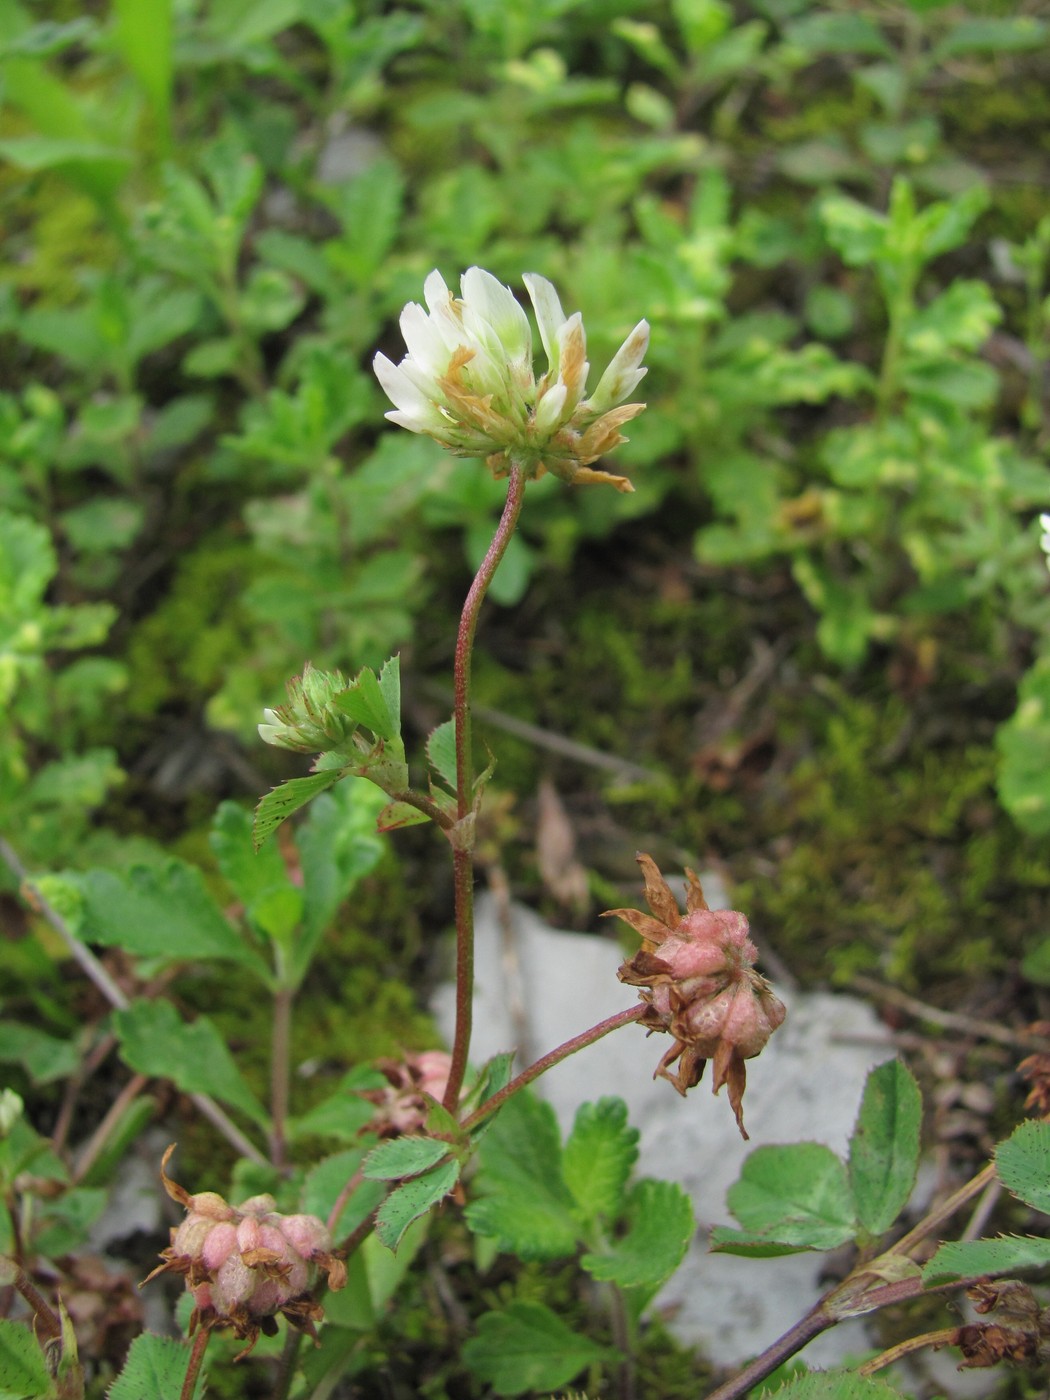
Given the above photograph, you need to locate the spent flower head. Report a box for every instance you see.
[373,267,649,492]
[360,1051,454,1137]
[144,1147,346,1358]
[604,854,785,1139]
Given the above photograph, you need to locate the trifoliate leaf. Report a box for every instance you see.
[562,1097,638,1224]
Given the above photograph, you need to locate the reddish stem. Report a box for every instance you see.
[180,1326,211,1400]
[462,1005,647,1133]
[444,465,528,1112]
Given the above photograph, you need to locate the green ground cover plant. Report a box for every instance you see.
[4,1,1050,1396]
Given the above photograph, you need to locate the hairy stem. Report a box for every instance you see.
[461,1005,646,1134]
[180,1327,211,1400]
[444,464,528,1112]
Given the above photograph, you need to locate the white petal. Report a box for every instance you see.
[533,381,568,437]
[373,352,443,425]
[555,313,589,409]
[399,302,451,373]
[587,320,650,415]
[461,267,532,365]
[523,272,567,372]
[422,269,454,317]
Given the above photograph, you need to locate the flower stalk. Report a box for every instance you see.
[445,462,527,1112]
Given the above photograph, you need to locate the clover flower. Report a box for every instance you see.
[373,267,649,491]
[144,1147,347,1358]
[604,855,785,1139]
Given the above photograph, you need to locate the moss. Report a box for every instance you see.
[738,686,1050,990]
[122,539,263,721]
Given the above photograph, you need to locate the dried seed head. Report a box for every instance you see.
[604,855,786,1139]
[144,1146,345,1358]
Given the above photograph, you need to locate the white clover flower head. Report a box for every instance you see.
[373,267,649,492]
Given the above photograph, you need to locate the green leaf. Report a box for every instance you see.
[374,1158,461,1252]
[848,1060,922,1236]
[333,667,395,740]
[708,1228,808,1257]
[0,136,131,171]
[426,719,458,791]
[0,1318,51,1396]
[377,654,402,729]
[784,13,891,57]
[995,1119,1050,1212]
[997,656,1050,836]
[462,1301,612,1396]
[470,1052,516,1108]
[113,999,269,1129]
[933,17,1048,58]
[302,1146,384,1236]
[210,799,298,931]
[0,1023,80,1085]
[376,799,431,830]
[253,770,342,847]
[923,1234,1050,1286]
[464,1092,580,1261]
[112,0,173,145]
[61,861,263,970]
[562,1098,638,1224]
[582,1177,693,1292]
[106,1332,206,1400]
[726,1143,857,1250]
[292,779,387,984]
[287,1068,384,1144]
[363,1136,452,1181]
[767,1372,905,1400]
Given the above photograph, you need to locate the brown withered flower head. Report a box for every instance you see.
[143,1146,347,1359]
[1017,1022,1050,1117]
[604,854,786,1139]
[360,1050,453,1138]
